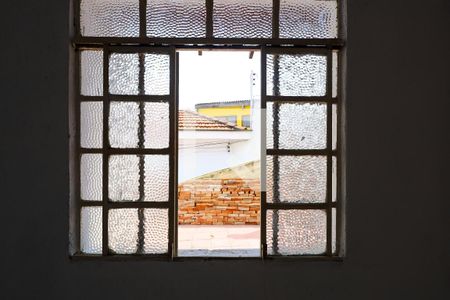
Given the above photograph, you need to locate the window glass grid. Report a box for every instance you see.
[261,48,340,257]
[77,46,175,257]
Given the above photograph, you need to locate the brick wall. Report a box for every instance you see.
[178,179,260,225]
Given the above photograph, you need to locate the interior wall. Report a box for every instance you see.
[1,0,449,299]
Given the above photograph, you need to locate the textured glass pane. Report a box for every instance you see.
[108,208,139,254]
[109,102,139,148]
[267,54,327,97]
[267,102,327,149]
[144,155,169,202]
[109,155,140,201]
[80,154,102,201]
[109,53,139,95]
[332,50,338,98]
[332,104,337,150]
[144,54,170,95]
[213,0,272,38]
[147,0,206,38]
[332,156,337,202]
[80,0,139,37]
[80,207,102,254]
[267,209,326,255]
[80,50,103,96]
[332,208,336,254]
[144,102,169,149]
[267,156,327,203]
[280,0,338,39]
[143,209,169,253]
[80,102,103,148]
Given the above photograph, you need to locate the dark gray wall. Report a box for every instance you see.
[1,1,449,299]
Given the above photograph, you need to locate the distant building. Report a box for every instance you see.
[178,109,260,183]
[195,100,252,128]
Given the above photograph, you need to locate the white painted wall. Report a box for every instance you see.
[178,103,261,183]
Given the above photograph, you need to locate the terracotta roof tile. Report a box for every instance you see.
[179,110,245,131]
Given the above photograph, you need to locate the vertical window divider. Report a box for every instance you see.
[271,53,280,256]
[74,48,81,254]
[272,0,280,39]
[102,46,110,256]
[326,48,333,256]
[137,52,146,254]
[206,0,213,39]
[140,0,147,39]
[260,47,268,259]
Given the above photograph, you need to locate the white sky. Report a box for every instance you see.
[178,50,261,110]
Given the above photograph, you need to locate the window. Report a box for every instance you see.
[242,115,251,128]
[70,0,345,259]
[216,115,238,125]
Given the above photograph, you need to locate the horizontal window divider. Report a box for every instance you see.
[267,203,329,210]
[264,255,342,261]
[265,96,329,103]
[79,96,103,102]
[108,45,174,53]
[73,37,345,48]
[80,148,103,154]
[267,149,336,156]
[80,201,103,206]
[264,47,330,55]
[105,148,171,155]
[106,202,169,209]
[71,253,170,261]
[109,95,171,102]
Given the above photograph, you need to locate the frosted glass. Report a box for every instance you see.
[80,50,103,96]
[80,0,139,37]
[143,209,169,253]
[144,54,170,95]
[144,102,170,149]
[80,102,103,148]
[213,0,272,38]
[109,102,139,148]
[267,156,327,203]
[108,208,139,254]
[109,155,140,201]
[267,102,327,149]
[267,54,327,97]
[80,154,102,201]
[147,0,206,38]
[332,208,336,254]
[332,156,337,202]
[280,0,338,39]
[144,155,169,202]
[267,209,327,255]
[332,50,338,98]
[109,53,139,95]
[80,207,102,254]
[332,104,337,150]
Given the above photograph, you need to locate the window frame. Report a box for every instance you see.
[69,0,346,261]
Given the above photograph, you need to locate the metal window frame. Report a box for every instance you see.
[70,0,346,261]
